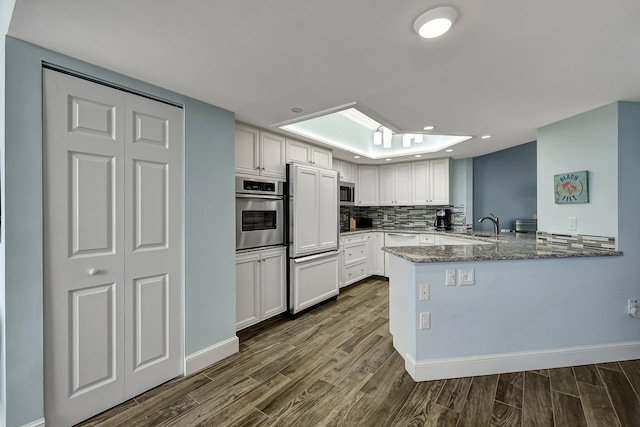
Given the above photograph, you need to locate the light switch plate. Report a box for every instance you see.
[460,269,475,285]
[568,217,577,231]
[446,269,457,286]
[419,284,430,301]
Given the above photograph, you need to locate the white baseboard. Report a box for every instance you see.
[22,418,44,427]
[405,340,640,382]
[185,336,239,376]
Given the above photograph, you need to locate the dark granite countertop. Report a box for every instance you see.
[381,232,623,263]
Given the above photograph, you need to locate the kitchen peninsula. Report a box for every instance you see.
[383,234,628,382]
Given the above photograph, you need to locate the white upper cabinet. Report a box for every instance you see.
[311,145,332,168]
[379,163,412,205]
[235,124,286,179]
[259,131,286,178]
[395,163,413,204]
[334,159,356,183]
[412,158,450,205]
[285,137,332,168]
[235,124,260,176]
[379,165,394,205]
[356,165,379,206]
[429,158,450,205]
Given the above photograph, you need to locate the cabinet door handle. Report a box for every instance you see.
[88,268,100,276]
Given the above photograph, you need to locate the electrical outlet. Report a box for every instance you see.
[419,284,430,301]
[568,217,577,231]
[446,269,456,286]
[460,269,475,285]
[420,312,431,329]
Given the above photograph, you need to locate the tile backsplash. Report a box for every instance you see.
[340,205,467,232]
[536,231,617,251]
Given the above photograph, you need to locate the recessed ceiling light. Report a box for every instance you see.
[291,107,303,113]
[353,155,361,159]
[445,149,453,152]
[481,135,491,139]
[413,6,458,39]
[415,155,422,158]
[423,125,435,131]
[385,158,392,161]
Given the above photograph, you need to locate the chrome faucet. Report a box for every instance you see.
[479,213,500,235]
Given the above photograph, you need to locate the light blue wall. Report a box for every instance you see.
[473,141,537,232]
[537,104,618,237]
[414,255,635,360]
[411,101,640,362]
[3,37,235,427]
[617,102,640,263]
[0,3,18,425]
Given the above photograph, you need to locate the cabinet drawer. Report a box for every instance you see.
[419,234,435,245]
[343,242,368,265]
[342,234,369,246]
[344,261,368,286]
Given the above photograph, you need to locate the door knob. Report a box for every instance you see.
[88,268,100,276]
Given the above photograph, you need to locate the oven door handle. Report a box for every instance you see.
[235,194,284,200]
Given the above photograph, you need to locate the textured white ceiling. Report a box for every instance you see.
[9,0,640,163]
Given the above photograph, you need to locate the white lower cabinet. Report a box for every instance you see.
[344,261,368,286]
[436,235,492,245]
[419,234,435,245]
[383,233,420,277]
[340,232,388,287]
[341,233,371,287]
[371,232,385,275]
[290,251,340,314]
[236,247,286,331]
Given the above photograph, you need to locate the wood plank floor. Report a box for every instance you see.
[78,277,640,427]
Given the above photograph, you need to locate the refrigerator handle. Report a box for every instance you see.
[291,250,340,263]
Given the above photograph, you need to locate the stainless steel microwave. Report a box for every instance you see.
[339,182,355,206]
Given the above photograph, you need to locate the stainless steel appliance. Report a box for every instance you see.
[434,208,452,230]
[514,219,537,234]
[288,163,340,315]
[339,181,355,206]
[235,177,285,251]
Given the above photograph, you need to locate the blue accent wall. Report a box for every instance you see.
[3,37,236,426]
[473,141,537,232]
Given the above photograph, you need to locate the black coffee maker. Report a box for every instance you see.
[434,208,451,230]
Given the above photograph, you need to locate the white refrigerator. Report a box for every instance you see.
[287,163,340,315]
